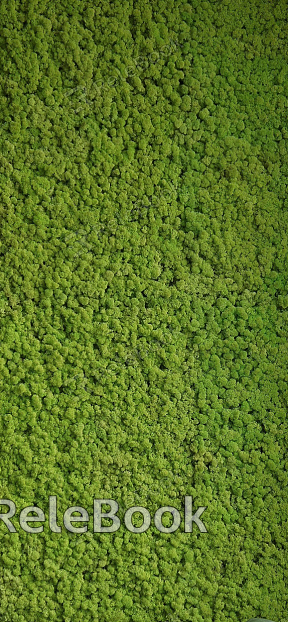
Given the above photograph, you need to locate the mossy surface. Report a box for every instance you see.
[0,1,287,621]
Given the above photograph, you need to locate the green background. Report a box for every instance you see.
[0,0,287,621]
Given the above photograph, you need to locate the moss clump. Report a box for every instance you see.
[0,0,287,621]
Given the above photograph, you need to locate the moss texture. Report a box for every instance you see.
[0,0,287,621]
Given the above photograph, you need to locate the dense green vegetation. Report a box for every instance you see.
[0,0,287,621]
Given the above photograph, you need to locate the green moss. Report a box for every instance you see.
[0,0,287,621]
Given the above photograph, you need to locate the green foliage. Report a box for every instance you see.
[0,0,287,621]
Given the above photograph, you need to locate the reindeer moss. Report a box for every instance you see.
[0,1,287,621]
